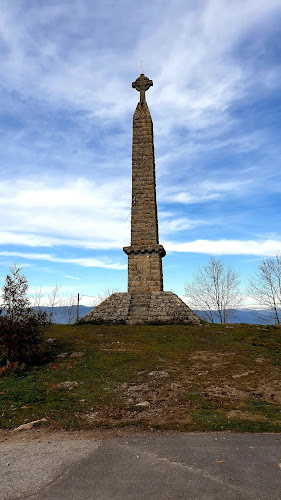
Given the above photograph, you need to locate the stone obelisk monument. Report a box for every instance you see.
[123,74,166,295]
[82,74,199,325]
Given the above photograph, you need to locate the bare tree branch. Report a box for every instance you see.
[247,253,281,325]
[48,283,62,323]
[185,256,243,324]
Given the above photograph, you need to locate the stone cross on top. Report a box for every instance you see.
[132,73,153,103]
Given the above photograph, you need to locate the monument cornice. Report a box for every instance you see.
[123,244,166,258]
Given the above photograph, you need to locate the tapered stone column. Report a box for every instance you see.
[81,73,200,325]
[123,74,165,294]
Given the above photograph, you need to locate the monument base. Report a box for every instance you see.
[81,292,200,325]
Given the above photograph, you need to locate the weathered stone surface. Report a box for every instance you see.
[148,292,200,325]
[81,292,200,325]
[81,74,200,326]
[123,95,165,294]
[82,293,131,324]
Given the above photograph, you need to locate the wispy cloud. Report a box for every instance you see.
[160,216,208,233]
[0,250,126,270]
[165,239,281,256]
[0,178,130,249]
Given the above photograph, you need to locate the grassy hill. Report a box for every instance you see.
[0,323,280,433]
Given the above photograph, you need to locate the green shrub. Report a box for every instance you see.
[0,310,50,365]
[0,264,50,366]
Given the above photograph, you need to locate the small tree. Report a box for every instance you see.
[2,264,30,322]
[48,283,62,322]
[185,256,243,324]
[247,253,281,325]
[63,297,76,324]
[0,265,49,366]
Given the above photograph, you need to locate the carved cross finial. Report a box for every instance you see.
[132,73,153,103]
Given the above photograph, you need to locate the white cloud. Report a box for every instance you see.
[169,192,221,204]
[160,179,252,205]
[160,216,207,233]
[0,250,126,270]
[0,177,212,249]
[1,0,280,133]
[145,0,281,137]
[165,239,281,256]
[65,275,80,280]
[0,178,131,249]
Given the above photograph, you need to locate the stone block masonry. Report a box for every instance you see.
[123,248,165,294]
[82,73,200,325]
[82,292,200,325]
[82,293,131,324]
[123,98,165,294]
[131,102,159,247]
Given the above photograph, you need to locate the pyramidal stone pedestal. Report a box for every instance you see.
[82,74,200,325]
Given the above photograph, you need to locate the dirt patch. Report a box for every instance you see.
[81,378,194,428]
[244,366,281,404]
[0,426,169,445]
[189,351,223,361]
[246,383,281,404]
[81,402,194,429]
[227,410,268,422]
[188,351,237,370]
[189,351,237,360]
[203,384,248,401]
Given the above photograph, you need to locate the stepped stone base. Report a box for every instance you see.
[81,292,200,325]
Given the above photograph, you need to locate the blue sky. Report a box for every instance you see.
[0,0,281,305]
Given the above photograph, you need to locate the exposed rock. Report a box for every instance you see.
[56,353,68,358]
[57,381,79,389]
[70,352,85,358]
[135,401,150,407]
[14,418,47,432]
[148,371,170,378]
[232,371,254,379]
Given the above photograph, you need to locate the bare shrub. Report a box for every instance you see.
[248,253,281,325]
[185,256,243,324]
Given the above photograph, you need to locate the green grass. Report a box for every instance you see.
[0,323,280,432]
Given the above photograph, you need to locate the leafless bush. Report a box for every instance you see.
[185,256,243,324]
[247,253,281,325]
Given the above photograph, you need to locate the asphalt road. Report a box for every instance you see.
[1,432,280,499]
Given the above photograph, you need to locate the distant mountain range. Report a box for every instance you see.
[194,309,275,325]
[31,305,276,325]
